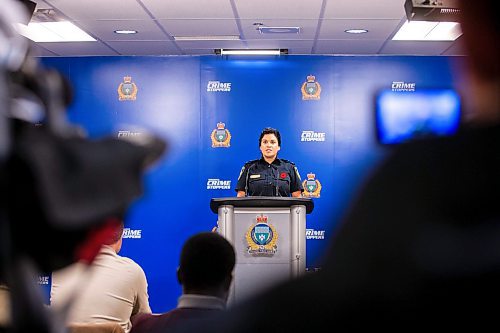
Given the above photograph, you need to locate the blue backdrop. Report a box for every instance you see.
[41,55,460,312]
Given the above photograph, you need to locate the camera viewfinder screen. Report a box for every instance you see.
[375,89,461,145]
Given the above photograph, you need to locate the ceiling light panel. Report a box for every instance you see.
[173,35,240,41]
[16,22,96,42]
[392,20,462,41]
[425,22,462,41]
[216,49,287,55]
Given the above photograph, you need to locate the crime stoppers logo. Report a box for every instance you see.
[118,130,141,138]
[207,179,231,190]
[122,228,142,239]
[301,74,321,100]
[118,76,138,101]
[211,122,231,147]
[246,215,278,255]
[391,81,416,92]
[38,275,49,285]
[306,228,325,240]
[302,173,322,198]
[301,130,326,142]
[207,81,231,92]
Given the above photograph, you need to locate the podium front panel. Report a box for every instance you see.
[217,202,307,305]
[233,263,290,302]
[233,208,291,264]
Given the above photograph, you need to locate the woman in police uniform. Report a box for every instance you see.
[236,127,303,197]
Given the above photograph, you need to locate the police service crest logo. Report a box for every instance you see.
[301,74,321,100]
[118,76,138,101]
[246,215,278,255]
[302,173,322,198]
[211,122,231,147]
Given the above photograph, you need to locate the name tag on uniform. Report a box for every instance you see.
[250,174,261,179]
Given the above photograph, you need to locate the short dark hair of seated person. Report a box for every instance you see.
[130,232,235,333]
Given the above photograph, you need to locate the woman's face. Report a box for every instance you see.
[260,133,280,160]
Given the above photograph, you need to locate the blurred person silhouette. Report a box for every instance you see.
[50,220,151,333]
[170,0,500,331]
[0,1,166,332]
[130,232,235,333]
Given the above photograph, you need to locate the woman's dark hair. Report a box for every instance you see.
[258,127,281,147]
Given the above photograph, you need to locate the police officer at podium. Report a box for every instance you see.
[236,127,303,197]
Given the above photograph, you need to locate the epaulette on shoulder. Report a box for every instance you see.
[244,159,259,166]
[280,158,295,165]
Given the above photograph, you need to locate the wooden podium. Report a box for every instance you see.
[210,197,314,305]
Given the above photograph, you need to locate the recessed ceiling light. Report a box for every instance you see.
[114,30,138,34]
[16,22,96,42]
[392,20,462,41]
[344,29,368,34]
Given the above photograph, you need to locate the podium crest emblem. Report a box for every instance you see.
[246,215,278,255]
[301,74,321,100]
[118,76,138,101]
[211,122,231,147]
[302,173,322,198]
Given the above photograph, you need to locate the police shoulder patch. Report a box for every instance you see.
[294,166,302,181]
[237,166,246,180]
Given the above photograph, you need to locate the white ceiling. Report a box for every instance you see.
[28,0,466,57]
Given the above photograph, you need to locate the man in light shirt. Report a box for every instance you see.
[51,221,151,333]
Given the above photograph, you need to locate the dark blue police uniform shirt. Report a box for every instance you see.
[235,157,303,197]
